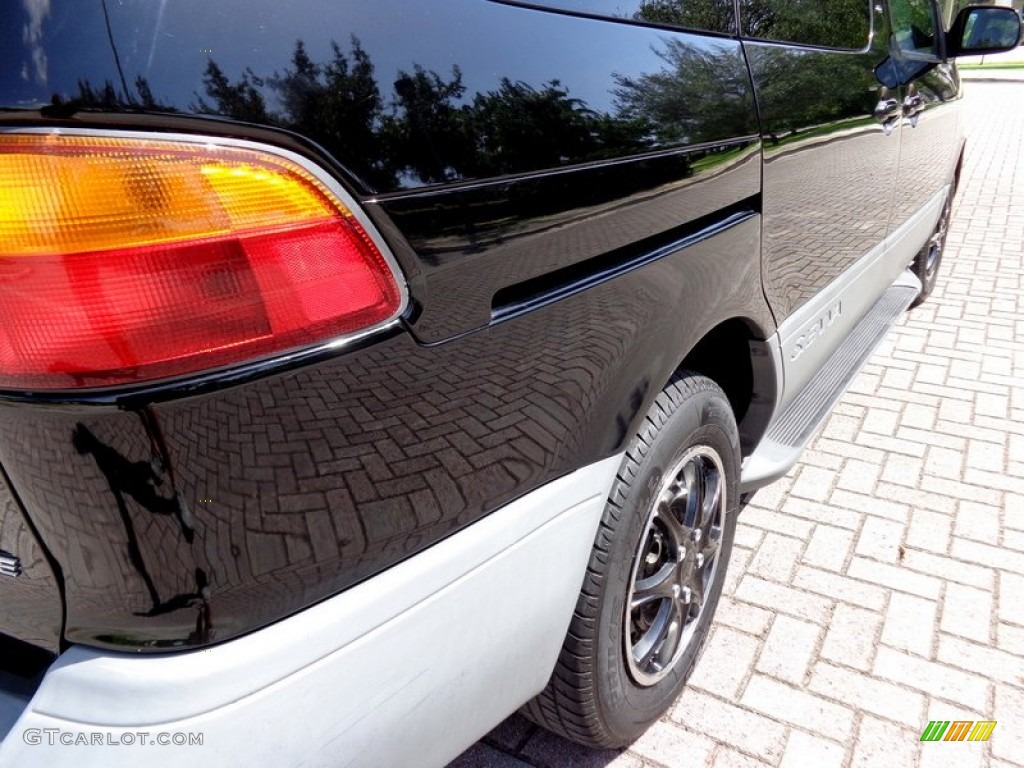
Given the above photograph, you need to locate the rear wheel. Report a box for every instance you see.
[909,177,955,308]
[522,372,739,747]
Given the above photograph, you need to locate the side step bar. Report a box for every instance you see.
[740,272,920,492]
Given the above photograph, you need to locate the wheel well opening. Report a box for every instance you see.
[677,318,774,456]
[679,319,753,422]
[954,148,965,192]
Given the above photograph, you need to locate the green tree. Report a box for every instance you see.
[194,61,269,123]
[270,38,392,188]
[613,40,755,144]
[466,79,602,176]
[739,0,871,49]
[635,0,735,33]
[383,65,470,184]
[748,48,873,137]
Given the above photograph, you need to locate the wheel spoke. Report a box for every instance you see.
[650,600,684,673]
[632,599,673,669]
[685,572,705,613]
[699,464,722,529]
[696,536,720,593]
[681,460,700,528]
[631,561,678,610]
[655,494,687,551]
[700,528,720,575]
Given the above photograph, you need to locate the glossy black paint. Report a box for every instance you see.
[747,3,903,322]
[381,141,761,341]
[886,0,964,233]
[3,0,763,347]
[0,0,974,652]
[3,0,751,193]
[889,59,962,227]
[1,0,773,649]
[746,0,966,324]
[0,216,768,649]
[0,472,62,653]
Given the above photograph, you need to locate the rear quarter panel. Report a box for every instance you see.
[0,0,773,648]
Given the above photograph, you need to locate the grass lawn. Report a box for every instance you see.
[959,61,1024,70]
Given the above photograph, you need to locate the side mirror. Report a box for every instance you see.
[947,5,1023,57]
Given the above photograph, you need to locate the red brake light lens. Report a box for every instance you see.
[0,133,403,390]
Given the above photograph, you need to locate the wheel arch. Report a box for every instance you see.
[670,317,779,458]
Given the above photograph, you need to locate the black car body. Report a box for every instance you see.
[0,1,1019,765]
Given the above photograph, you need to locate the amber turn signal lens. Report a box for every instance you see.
[0,133,403,390]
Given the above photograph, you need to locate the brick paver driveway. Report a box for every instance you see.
[450,80,1024,768]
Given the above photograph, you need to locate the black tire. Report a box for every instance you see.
[522,371,740,748]
[909,177,955,309]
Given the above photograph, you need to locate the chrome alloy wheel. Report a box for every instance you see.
[624,445,725,687]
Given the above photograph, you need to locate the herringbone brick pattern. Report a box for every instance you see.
[453,81,1024,768]
[0,478,62,650]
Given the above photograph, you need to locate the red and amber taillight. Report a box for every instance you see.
[0,132,404,390]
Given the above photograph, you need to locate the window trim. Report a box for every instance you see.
[891,0,944,62]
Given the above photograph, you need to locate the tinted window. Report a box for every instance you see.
[499,1,737,35]
[889,0,939,56]
[738,0,872,49]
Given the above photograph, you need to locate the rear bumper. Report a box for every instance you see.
[0,455,620,767]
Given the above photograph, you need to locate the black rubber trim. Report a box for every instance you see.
[492,199,759,323]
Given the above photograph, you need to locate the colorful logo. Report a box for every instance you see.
[920,721,996,742]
